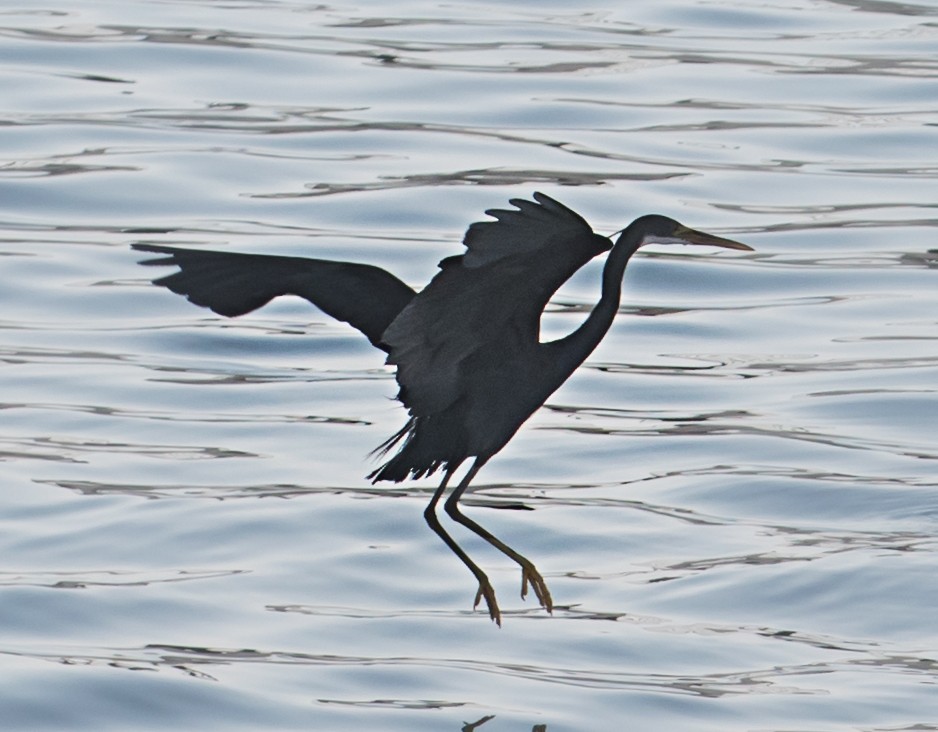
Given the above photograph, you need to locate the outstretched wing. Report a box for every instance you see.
[462,191,601,268]
[381,192,612,415]
[133,244,416,350]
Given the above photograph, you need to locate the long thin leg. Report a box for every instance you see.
[444,458,553,614]
[423,462,502,625]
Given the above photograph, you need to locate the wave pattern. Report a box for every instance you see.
[1,1,937,730]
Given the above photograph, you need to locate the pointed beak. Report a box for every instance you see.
[674,225,753,251]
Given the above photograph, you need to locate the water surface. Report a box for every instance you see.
[2,1,937,730]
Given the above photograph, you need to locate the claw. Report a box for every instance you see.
[473,581,502,626]
[520,565,553,614]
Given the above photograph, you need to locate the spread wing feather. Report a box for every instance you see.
[133,244,415,350]
[462,192,597,267]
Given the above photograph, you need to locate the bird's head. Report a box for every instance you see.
[630,214,753,251]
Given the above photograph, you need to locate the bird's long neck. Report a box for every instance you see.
[541,226,644,381]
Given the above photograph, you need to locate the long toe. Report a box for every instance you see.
[473,582,502,626]
[521,567,553,614]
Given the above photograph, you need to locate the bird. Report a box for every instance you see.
[133,192,752,625]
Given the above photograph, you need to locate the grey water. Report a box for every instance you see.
[2,0,938,730]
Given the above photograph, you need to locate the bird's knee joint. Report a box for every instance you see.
[443,498,462,519]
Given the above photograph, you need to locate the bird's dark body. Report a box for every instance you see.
[134,192,750,623]
[136,193,612,483]
[371,197,612,481]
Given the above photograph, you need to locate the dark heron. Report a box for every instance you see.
[134,192,751,624]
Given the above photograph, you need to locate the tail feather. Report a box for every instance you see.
[367,416,456,483]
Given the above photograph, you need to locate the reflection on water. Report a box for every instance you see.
[548,402,938,460]
[0,568,246,589]
[2,0,938,730]
[8,633,935,704]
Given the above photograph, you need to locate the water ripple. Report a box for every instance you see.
[4,436,251,463]
[6,636,936,706]
[3,1,938,729]
[0,568,245,589]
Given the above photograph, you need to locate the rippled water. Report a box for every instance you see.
[2,0,938,730]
